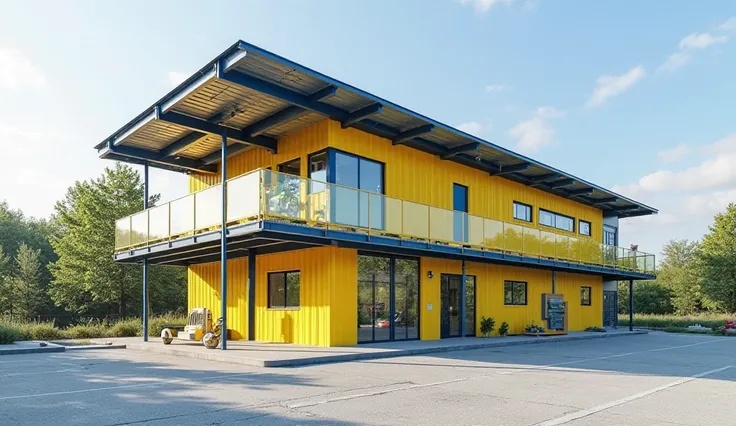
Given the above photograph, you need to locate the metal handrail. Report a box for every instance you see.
[114,169,656,273]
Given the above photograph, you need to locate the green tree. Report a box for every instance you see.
[48,163,186,318]
[12,244,44,319]
[698,203,736,312]
[617,280,673,315]
[0,246,12,315]
[657,239,702,314]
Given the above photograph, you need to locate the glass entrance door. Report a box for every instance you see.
[441,274,476,338]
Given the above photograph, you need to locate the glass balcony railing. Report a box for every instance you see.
[114,169,656,274]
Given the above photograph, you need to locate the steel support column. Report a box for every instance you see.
[220,133,228,350]
[247,250,256,341]
[551,270,556,294]
[628,279,634,331]
[142,163,149,342]
[460,260,467,338]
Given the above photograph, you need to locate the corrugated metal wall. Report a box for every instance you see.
[419,258,603,338]
[188,258,248,339]
[326,120,604,242]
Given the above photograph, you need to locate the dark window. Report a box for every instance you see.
[453,184,468,243]
[581,286,592,306]
[539,209,575,232]
[513,202,532,222]
[278,158,301,176]
[579,220,591,236]
[504,281,527,305]
[268,271,300,308]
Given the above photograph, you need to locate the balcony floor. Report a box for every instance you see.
[114,219,655,280]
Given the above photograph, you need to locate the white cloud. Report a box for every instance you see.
[658,52,691,72]
[456,121,484,137]
[679,32,728,50]
[657,143,690,163]
[719,17,736,31]
[168,71,189,88]
[507,106,565,153]
[457,0,515,13]
[534,106,566,119]
[485,84,511,93]
[586,66,645,107]
[614,134,736,196]
[0,48,46,91]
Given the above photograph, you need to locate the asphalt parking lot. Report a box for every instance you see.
[1,332,734,425]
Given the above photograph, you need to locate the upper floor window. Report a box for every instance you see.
[604,225,617,246]
[278,158,301,176]
[539,209,575,232]
[513,202,532,222]
[579,220,591,237]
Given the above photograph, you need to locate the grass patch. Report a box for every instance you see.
[618,313,733,330]
[109,318,141,337]
[0,323,28,344]
[148,314,188,337]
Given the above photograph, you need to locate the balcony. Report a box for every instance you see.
[114,169,656,275]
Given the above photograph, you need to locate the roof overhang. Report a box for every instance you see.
[95,40,657,218]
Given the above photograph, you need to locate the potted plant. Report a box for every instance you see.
[480,316,496,337]
[499,321,509,337]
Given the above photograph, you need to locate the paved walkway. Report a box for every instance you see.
[97,329,645,367]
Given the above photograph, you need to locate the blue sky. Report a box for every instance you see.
[1,0,735,257]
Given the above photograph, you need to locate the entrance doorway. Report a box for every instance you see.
[603,291,618,327]
[440,274,476,338]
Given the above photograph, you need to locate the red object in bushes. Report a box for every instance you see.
[722,320,736,335]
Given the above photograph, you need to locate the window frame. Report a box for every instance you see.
[539,208,576,233]
[278,157,302,176]
[579,220,591,237]
[513,201,533,223]
[580,286,592,306]
[503,280,528,306]
[267,270,301,309]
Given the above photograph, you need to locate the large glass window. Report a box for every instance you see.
[504,281,527,305]
[453,183,468,243]
[358,254,419,343]
[332,151,384,229]
[268,271,300,308]
[513,202,532,222]
[540,209,575,232]
[309,151,327,193]
[604,225,617,246]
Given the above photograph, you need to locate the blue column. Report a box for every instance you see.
[220,133,228,350]
[460,259,467,338]
[551,270,556,294]
[142,163,149,342]
[247,250,256,341]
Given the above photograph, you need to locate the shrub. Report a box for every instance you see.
[524,321,545,333]
[498,322,510,336]
[65,324,107,339]
[110,319,141,337]
[27,322,66,340]
[148,314,188,337]
[619,313,732,330]
[0,323,27,344]
[479,317,496,337]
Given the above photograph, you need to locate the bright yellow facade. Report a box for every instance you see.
[185,118,610,346]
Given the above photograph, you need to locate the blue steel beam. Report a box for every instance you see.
[490,163,531,176]
[159,131,207,158]
[159,111,278,153]
[546,178,575,188]
[341,103,382,128]
[243,86,337,137]
[566,188,595,196]
[590,197,619,205]
[612,205,640,211]
[441,142,481,160]
[220,132,228,351]
[392,124,435,146]
[105,144,217,173]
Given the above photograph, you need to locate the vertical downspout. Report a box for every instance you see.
[142,163,149,342]
[551,270,556,294]
[460,260,467,338]
[220,132,228,350]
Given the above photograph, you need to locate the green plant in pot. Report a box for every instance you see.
[524,321,545,334]
[499,321,509,337]
[480,316,496,337]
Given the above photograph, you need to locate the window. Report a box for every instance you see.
[539,209,575,232]
[332,150,385,229]
[604,225,617,246]
[504,281,527,305]
[579,220,591,237]
[278,158,301,176]
[268,271,300,308]
[513,202,532,222]
[309,151,327,193]
[581,286,592,306]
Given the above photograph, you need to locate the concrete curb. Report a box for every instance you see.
[0,342,66,356]
[126,330,648,368]
[64,344,127,351]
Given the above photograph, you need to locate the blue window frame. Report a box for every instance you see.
[579,220,591,236]
[313,148,385,230]
[539,209,575,233]
[453,183,468,243]
[513,202,532,222]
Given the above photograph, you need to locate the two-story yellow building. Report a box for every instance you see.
[99,41,656,348]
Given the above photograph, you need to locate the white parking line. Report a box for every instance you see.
[536,365,732,425]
